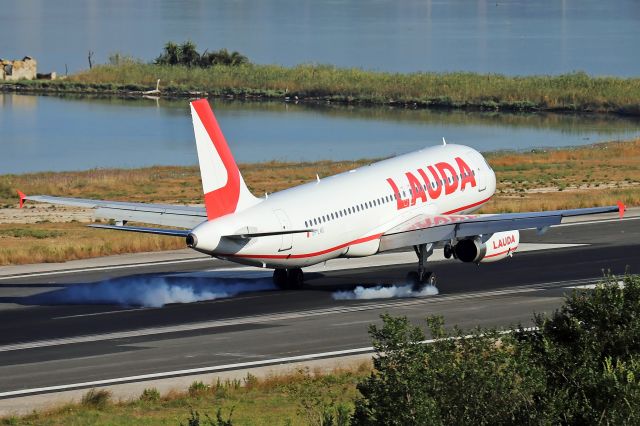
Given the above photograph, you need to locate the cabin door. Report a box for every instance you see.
[273,209,293,251]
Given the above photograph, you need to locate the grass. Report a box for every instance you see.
[0,223,185,266]
[0,139,638,266]
[1,364,370,425]
[3,63,640,115]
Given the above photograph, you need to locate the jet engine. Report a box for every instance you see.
[445,230,519,263]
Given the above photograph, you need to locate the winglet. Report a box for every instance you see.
[17,190,26,208]
[617,201,626,219]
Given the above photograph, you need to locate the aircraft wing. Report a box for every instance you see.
[379,203,626,252]
[18,192,206,229]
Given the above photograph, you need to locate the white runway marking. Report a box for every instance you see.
[565,280,625,290]
[54,307,150,320]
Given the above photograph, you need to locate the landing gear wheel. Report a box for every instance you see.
[409,272,437,292]
[273,269,288,289]
[406,271,420,287]
[287,268,304,289]
[407,243,436,293]
[444,243,453,259]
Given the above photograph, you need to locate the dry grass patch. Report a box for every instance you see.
[0,222,184,266]
[486,139,640,212]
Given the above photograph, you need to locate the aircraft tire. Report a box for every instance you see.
[273,269,289,289]
[287,268,304,289]
[444,243,453,259]
[408,271,436,292]
[406,271,420,287]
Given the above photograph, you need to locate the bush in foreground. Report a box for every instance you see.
[352,274,640,425]
[80,388,112,410]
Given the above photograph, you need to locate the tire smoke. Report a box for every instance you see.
[332,283,439,300]
[29,275,276,307]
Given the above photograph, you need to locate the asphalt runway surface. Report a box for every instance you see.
[0,215,638,397]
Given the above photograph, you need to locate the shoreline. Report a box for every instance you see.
[3,64,640,116]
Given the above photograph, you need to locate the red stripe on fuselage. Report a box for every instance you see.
[222,197,492,261]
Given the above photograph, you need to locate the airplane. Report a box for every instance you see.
[17,99,626,290]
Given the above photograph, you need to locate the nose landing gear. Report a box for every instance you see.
[406,243,437,292]
[273,268,304,289]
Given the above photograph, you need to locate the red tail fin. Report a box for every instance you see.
[190,99,258,220]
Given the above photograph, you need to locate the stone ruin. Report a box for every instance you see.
[0,56,53,81]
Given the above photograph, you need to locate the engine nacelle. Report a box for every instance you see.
[453,230,519,263]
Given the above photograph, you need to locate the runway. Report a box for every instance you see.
[0,213,638,410]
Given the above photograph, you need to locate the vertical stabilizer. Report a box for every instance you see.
[190,99,259,220]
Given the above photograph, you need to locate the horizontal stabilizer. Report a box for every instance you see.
[88,224,191,237]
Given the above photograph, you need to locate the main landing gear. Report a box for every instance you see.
[273,268,304,290]
[406,243,436,292]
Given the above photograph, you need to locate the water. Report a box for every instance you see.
[1,1,639,76]
[2,94,639,174]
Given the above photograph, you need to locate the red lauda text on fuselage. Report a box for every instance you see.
[492,234,517,250]
[386,157,477,210]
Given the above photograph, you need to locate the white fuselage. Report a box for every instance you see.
[190,144,496,268]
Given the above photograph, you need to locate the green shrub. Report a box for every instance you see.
[139,387,161,402]
[181,407,234,426]
[353,274,640,425]
[517,273,640,424]
[188,381,210,397]
[80,388,112,410]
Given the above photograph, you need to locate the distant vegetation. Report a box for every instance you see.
[154,41,249,67]
[2,59,640,115]
[4,274,639,424]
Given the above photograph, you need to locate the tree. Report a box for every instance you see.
[155,41,249,67]
[352,274,640,425]
[517,273,640,424]
[155,41,180,65]
[352,316,543,425]
[178,41,200,67]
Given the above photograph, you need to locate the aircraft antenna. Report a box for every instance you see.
[442,137,447,146]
